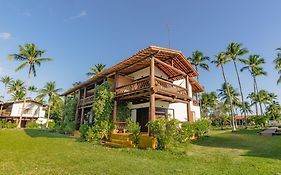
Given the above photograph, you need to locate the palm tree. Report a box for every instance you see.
[72,81,82,87]
[240,55,266,115]
[86,64,106,77]
[9,43,52,128]
[0,76,13,101]
[37,81,62,128]
[226,42,249,125]
[28,85,38,98]
[187,50,210,78]
[212,52,237,131]
[200,91,218,118]
[8,79,25,101]
[274,48,281,84]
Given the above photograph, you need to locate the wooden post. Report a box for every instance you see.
[113,100,117,123]
[185,76,192,122]
[74,90,81,127]
[150,57,156,121]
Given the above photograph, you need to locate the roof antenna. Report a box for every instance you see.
[166,24,171,48]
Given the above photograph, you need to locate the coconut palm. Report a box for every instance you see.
[28,85,38,99]
[226,42,249,124]
[8,79,25,101]
[200,91,218,118]
[187,50,210,78]
[9,43,52,128]
[86,64,106,77]
[274,48,281,84]
[10,90,25,101]
[37,81,62,128]
[240,55,266,115]
[0,76,13,101]
[266,101,281,120]
[212,52,237,131]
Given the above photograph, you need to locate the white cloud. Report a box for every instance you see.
[69,10,87,20]
[0,32,11,40]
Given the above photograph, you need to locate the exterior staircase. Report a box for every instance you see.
[105,133,133,148]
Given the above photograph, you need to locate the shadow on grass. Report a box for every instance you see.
[24,129,73,139]
[193,129,281,160]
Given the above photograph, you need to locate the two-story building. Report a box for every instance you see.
[61,46,204,132]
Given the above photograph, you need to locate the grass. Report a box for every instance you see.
[0,128,281,175]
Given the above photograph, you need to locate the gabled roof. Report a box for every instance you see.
[61,46,202,96]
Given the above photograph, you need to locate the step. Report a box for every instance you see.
[111,139,132,147]
[110,133,130,141]
[104,141,132,148]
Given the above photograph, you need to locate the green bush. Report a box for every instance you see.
[85,127,96,142]
[92,120,113,141]
[0,120,3,128]
[79,124,91,140]
[127,119,141,146]
[26,121,39,129]
[178,122,194,142]
[193,119,211,137]
[63,122,75,134]
[147,118,180,150]
[48,121,56,129]
[6,121,17,129]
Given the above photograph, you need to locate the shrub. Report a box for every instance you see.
[85,127,96,142]
[248,115,269,127]
[178,122,194,142]
[26,121,39,129]
[193,119,211,137]
[127,119,141,146]
[92,120,114,141]
[63,122,75,134]
[79,124,91,140]
[0,120,3,128]
[6,121,17,129]
[147,118,180,150]
[48,120,56,129]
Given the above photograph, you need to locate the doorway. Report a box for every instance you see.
[136,107,149,132]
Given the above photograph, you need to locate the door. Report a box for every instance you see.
[136,107,149,132]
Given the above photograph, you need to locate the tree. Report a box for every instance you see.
[240,55,266,115]
[212,52,237,131]
[8,79,25,100]
[86,64,106,77]
[225,42,249,125]
[72,81,82,87]
[274,47,281,84]
[9,43,52,128]
[28,85,38,99]
[37,81,62,128]
[0,76,13,101]
[200,91,218,118]
[187,50,210,77]
[266,101,281,121]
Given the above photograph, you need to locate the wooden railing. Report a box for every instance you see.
[79,95,95,107]
[116,77,150,96]
[0,111,11,117]
[155,77,188,97]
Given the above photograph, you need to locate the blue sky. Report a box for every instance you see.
[0,0,281,102]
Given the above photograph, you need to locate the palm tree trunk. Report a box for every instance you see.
[253,75,263,115]
[18,73,31,128]
[221,65,237,131]
[46,105,51,128]
[252,75,259,116]
[233,60,247,127]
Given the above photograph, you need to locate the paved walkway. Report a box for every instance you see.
[260,127,278,136]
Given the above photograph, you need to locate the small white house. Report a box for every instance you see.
[0,100,47,127]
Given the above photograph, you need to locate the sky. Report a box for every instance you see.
[0,0,281,102]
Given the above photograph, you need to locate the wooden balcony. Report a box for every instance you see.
[78,95,95,107]
[193,99,200,106]
[115,76,189,101]
[0,111,11,117]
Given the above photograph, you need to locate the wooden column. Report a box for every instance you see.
[113,100,117,123]
[74,90,80,127]
[150,57,156,121]
[80,87,87,125]
[185,76,192,122]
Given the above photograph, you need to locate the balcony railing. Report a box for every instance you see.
[79,95,95,107]
[193,99,200,106]
[116,77,150,96]
[155,77,188,98]
[1,111,11,117]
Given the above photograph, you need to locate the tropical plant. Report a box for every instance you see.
[37,81,62,128]
[240,55,266,115]
[274,47,281,84]
[266,101,281,120]
[8,79,25,101]
[225,42,249,125]
[28,85,38,98]
[86,64,106,77]
[187,50,210,76]
[200,91,218,118]
[9,43,52,128]
[127,119,141,146]
[211,52,236,131]
[0,75,13,100]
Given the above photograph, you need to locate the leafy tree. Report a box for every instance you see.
[266,101,281,120]
[0,76,13,101]
[9,43,52,128]
[37,81,62,128]
[28,85,38,99]
[240,55,266,115]
[212,52,237,131]
[8,79,25,101]
[225,42,249,125]
[274,47,281,84]
[200,91,218,118]
[86,64,106,77]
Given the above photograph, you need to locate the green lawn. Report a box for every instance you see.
[0,129,281,175]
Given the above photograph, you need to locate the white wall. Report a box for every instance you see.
[128,67,168,80]
[11,102,46,118]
